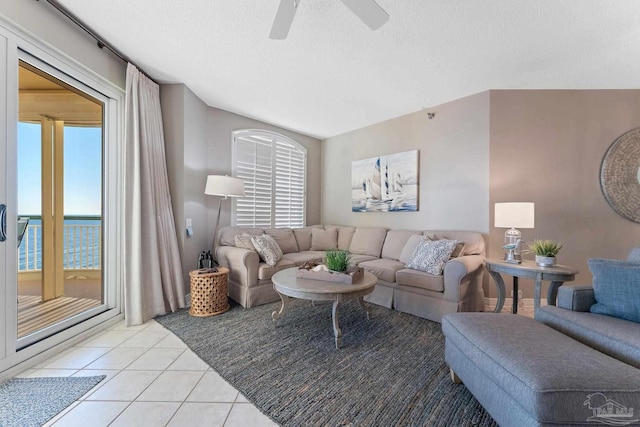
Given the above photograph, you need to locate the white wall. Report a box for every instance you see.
[321,92,490,233]
[0,2,125,89]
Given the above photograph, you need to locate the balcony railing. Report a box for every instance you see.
[18,216,102,272]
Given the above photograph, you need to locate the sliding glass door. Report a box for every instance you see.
[0,17,124,374]
[16,61,105,344]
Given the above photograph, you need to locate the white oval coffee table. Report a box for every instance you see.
[271,267,378,349]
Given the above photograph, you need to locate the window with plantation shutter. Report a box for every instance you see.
[232,130,306,228]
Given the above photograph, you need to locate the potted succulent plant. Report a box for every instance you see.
[527,239,563,267]
[325,250,351,272]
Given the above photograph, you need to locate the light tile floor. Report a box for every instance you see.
[16,319,278,427]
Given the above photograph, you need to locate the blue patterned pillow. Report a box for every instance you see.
[589,258,640,323]
[405,239,457,275]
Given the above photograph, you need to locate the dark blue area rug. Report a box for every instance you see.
[0,375,105,427]
[157,299,496,426]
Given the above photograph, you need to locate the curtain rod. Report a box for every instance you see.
[39,0,157,83]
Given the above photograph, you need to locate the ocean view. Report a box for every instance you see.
[18,218,102,271]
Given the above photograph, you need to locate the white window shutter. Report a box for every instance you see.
[275,140,305,228]
[232,130,306,229]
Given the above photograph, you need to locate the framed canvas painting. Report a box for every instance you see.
[351,150,418,212]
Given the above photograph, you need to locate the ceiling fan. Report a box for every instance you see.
[270,0,389,39]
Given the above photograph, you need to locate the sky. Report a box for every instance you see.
[18,122,102,216]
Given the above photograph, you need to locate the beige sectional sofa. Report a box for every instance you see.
[214,225,486,322]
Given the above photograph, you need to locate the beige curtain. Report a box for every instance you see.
[124,63,185,326]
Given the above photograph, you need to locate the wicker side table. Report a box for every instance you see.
[189,267,230,317]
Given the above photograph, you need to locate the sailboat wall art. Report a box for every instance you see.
[351,150,419,212]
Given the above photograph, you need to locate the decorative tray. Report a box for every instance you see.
[296,263,363,285]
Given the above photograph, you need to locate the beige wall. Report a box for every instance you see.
[489,89,640,298]
[321,92,490,233]
[322,88,640,301]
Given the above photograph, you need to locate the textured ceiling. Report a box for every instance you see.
[56,0,640,139]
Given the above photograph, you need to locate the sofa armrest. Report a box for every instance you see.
[215,246,260,289]
[443,255,484,302]
[557,285,595,312]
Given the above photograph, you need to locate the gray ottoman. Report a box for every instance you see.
[442,313,640,427]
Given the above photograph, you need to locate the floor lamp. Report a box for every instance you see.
[205,175,246,262]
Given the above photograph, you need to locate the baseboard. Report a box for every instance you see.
[484,297,547,311]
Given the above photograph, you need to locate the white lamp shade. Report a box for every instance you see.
[204,175,245,197]
[494,202,535,228]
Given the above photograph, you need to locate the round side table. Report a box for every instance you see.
[189,267,230,317]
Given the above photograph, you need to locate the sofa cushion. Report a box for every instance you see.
[588,258,640,323]
[234,233,257,251]
[381,230,422,261]
[359,259,405,283]
[399,235,426,264]
[265,228,298,254]
[450,242,466,258]
[349,227,388,257]
[257,259,296,280]
[424,230,484,256]
[443,313,640,425]
[396,268,445,292]
[311,227,338,251]
[337,226,356,251]
[350,254,379,265]
[406,239,457,275]
[626,247,640,264]
[293,227,312,251]
[220,227,263,247]
[536,306,640,369]
[251,234,283,267]
[282,251,325,266]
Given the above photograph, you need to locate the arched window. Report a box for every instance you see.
[232,130,306,228]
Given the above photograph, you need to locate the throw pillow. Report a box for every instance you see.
[235,233,257,251]
[311,227,338,251]
[265,228,299,254]
[251,234,283,267]
[406,239,457,275]
[450,242,466,258]
[589,258,640,323]
[399,235,428,265]
[348,227,388,257]
[293,227,313,251]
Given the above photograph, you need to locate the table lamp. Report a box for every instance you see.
[205,175,246,258]
[494,202,535,263]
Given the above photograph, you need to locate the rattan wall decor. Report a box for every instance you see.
[600,127,640,223]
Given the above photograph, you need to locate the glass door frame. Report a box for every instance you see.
[0,16,125,375]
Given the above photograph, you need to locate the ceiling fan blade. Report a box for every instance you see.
[340,0,389,30]
[270,0,300,39]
